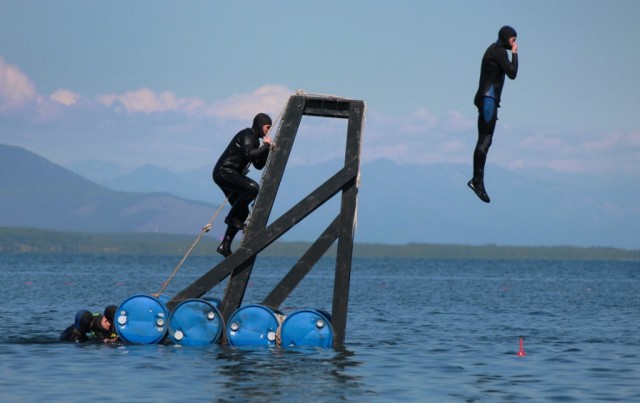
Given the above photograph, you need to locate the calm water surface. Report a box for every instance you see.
[0,254,639,402]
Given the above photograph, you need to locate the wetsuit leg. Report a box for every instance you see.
[468,97,497,203]
[473,97,497,178]
[213,169,260,228]
[217,224,239,257]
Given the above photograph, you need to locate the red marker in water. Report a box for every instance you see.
[517,337,526,357]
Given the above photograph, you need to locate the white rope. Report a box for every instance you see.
[152,198,228,297]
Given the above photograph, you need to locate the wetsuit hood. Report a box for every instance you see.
[251,113,272,137]
[74,310,93,333]
[91,315,108,333]
[104,305,117,324]
[498,25,517,50]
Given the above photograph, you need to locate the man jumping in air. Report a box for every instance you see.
[469,25,518,203]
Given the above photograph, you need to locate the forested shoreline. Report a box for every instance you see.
[1,227,638,261]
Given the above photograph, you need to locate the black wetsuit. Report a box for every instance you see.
[213,115,271,228]
[59,325,89,343]
[472,26,518,181]
[59,310,93,343]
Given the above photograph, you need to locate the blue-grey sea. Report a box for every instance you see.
[1,253,639,402]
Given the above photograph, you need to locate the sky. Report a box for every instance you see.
[1,1,639,177]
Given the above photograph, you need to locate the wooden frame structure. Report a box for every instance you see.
[167,93,365,347]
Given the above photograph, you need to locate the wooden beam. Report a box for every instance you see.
[331,101,364,346]
[167,161,357,311]
[261,216,340,309]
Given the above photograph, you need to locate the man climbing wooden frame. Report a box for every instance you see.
[167,93,366,347]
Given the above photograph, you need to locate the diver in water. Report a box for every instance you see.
[469,25,519,203]
[59,309,93,343]
[213,113,273,257]
[91,304,119,343]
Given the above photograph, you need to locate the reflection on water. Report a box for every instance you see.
[212,346,367,400]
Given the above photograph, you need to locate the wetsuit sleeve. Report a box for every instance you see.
[249,144,270,170]
[60,326,84,342]
[239,134,270,170]
[495,47,518,79]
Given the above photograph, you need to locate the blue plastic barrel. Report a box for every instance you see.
[280,309,334,348]
[226,304,282,347]
[168,299,223,346]
[115,294,169,344]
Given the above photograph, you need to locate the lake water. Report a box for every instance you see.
[1,254,639,402]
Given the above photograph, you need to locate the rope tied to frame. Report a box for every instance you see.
[152,198,228,297]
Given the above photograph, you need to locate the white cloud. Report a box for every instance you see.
[95,93,117,106]
[519,131,569,151]
[581,130,640,152]
[0,56,37,113]
[443,110,474,132]
[50,89,80,106]
[104,88,180,114]
[207,85,292,120]
[497,127,640,175]
[96,87,206,114]
[397,107,438,134]
[95,84,291,120]
[363,109,474,165]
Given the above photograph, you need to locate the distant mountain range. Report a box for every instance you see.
[2,144,638,249]
[0,144,225,239]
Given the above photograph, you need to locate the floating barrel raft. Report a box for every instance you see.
[114,295,333,348]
